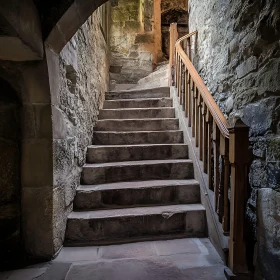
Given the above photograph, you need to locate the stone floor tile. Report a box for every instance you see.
[180,265,227,280]
[65,258,185,280]
[100,242,157,260]
[166,253,212,270]
[54,247,99,263]
[40,263,72,280]
[153,238,201,256]
[6,268,47,280]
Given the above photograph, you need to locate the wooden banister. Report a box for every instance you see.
[170,26,250,277]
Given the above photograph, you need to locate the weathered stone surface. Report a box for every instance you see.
[95,118,179,132]
[103,97,173,109]
[188,0,280,276]
[256,189,280,280]
[93,130,184,145]
[74,180,200,210]
[87,144,188,163]
[109,0,157,83]
[81,159,194,185]
[99,107,175,119]
[51,6,110,256]
[65,204,206,245]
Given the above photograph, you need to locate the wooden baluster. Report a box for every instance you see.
[180,61,184,105]
[217,135,229,228]
[217,136,225,222]
[228,119,249,275]
[198,95,203,161]
[185,72,189,117]
[183,66,188,110]
[188,76,192,127]
[207,113,213,190]
[178,58,182,102]
[194,88,199,147]
[213,122,220,211]
[191,83,196,137]
[222,137,230,234]
[203,104,208,173]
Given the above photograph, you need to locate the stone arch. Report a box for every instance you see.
[0,0,111,264]
[44,0,109,54]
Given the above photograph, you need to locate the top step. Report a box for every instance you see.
[106,87,170,100]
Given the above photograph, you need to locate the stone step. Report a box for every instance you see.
[93,130,183,145]
[81,159,194,185]
[106,87,170,100]
[99,107,175,119]
[74,180,201,210]
[103,98,173,109]
[87,144,188,163]
[65,204,206,245]
[95,118,179,132]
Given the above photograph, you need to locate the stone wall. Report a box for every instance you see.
[51,5,110,253]
[0,78,21,268]
[188,0,280,278]
[109,0,156,84]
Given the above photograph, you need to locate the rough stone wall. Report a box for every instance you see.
[188,0,280,278]
[109,0,155,84]
[52,6,110,252]
[0,78,21,268]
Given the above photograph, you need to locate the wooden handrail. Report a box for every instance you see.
[170,25,250,277]
[175,31,229,139]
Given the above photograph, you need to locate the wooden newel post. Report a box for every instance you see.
[169,23,178,86]
[228,118,249,275]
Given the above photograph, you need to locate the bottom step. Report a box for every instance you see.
[65,204,206,246]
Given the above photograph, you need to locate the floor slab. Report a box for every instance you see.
[0,238,226,280]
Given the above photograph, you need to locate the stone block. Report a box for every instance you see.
[249,160,267,188]
[22,139,53,187]
[46,47,60,106]
[0,141,20,204]
[236,56,258,79]
[22,60,51,104]
[33,104,52,139]
[267,162,280,190]
[257,188,280,280]
[22,187,54,258]
[267,137,280,162]
[243,97,279,137]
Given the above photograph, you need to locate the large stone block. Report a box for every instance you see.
[256,188,280,280]
[22,139,53,188]
[22,187,54,258]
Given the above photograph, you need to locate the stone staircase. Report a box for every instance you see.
[65,86,206,246]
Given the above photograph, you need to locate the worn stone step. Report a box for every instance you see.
[106,87,170,100]
[93,130,183,145]
[81,159,194,185]
[103,98,173,109]
[99,107,175,119]
[95,118,179,132]
[87,144,188,163]
[65,204,206,245]
[74,180,201,210]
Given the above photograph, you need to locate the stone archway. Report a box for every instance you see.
[0,0,111,263]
